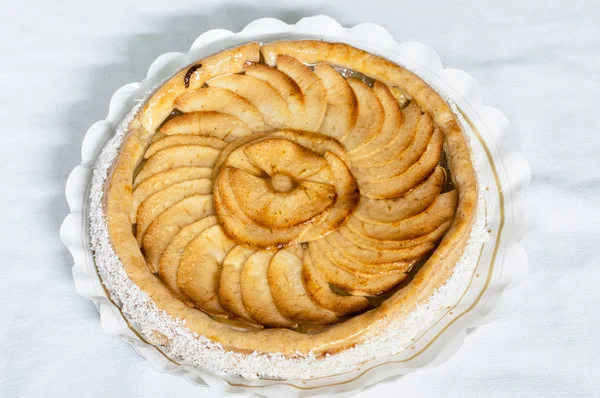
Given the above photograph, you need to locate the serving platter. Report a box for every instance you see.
[60,15,533,397]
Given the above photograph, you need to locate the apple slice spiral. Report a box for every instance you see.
[129,53,457,329]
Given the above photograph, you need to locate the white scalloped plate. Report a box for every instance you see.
[60,15,534,397]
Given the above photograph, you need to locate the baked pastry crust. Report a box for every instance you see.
[103,41,477,357]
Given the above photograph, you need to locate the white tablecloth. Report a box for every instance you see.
[1,0,598,396]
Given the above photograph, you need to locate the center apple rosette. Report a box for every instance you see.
[129,52,456,330]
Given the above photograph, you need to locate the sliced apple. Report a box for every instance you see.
[340,218,453,251]
[353,112,434,181]
[304,165,335,185]
[302,252,369,316]
[212,133,272,179]
[325,231,434,266]
[341,78,384,153]
[142,194,214,273]
[351,103,421,168]
[358,128,444,199]
[177,225,236,317]
[353,167,445,223]
[285,243,304,258]
[144,135,227,159]
[214,168,307,248]
[136,178,212,244]
[160,111,252,142]
[139,43,259,133]
[244,62,305,130]
[313,63,358,140]
[219,245,258,323]
[230,168,335,228]
[268,248,338,324]
[270,130,349,165]
[208,73,292,129]
[314,238,412,276]
[298,152,359,242]
[346,190,457,241]
[134,145,221,186]
[308,243,406,296]
[219,145,264,178]
[244,138,329,179]
[350,82,404,160]
[174,87,265,132]
[157,216,218,302]
[219,136,338,183]
[131,167,212,222]
[240,250,297,328]
[275,55,327,132]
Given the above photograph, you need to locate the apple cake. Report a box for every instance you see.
[90,40,484,379]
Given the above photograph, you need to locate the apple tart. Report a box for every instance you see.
[96,40,480,378]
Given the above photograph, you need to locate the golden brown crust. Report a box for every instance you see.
[104,41,477,356]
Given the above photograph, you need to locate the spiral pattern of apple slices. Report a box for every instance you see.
[131,55,457,329]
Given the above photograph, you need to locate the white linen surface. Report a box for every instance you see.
[0,0,598,396]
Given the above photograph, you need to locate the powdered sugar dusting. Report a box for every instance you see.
[88,83,487,381]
